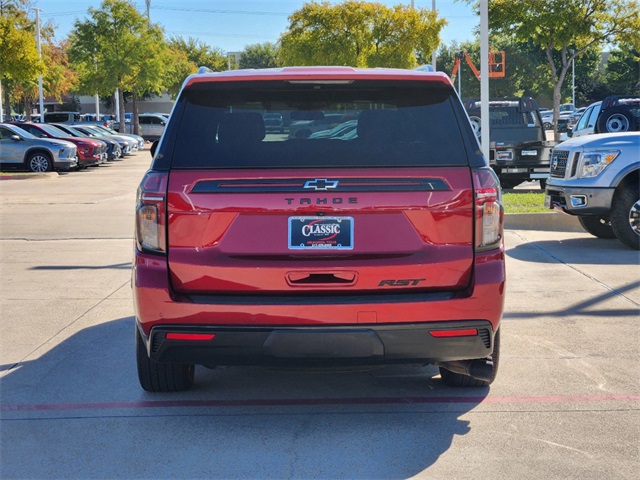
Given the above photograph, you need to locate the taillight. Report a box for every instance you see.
[472,167,503,251]
[136,171,168,254]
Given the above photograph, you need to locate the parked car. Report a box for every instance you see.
[557,110,573,133]
[52,123,122,161]
[114,113,167,141]
[92,124,144,150]
[134,66,505,392]
[540,109,554,130]
[566,107,587,131]
[462,97,555,189]
[560,103,575,113]
[11,122,107,168]
[570,96,640,138]
[43,111,82,124]
[71,124,136,156]
[263,113,284,133]
[0,123,78,172]
[545,132,639,249]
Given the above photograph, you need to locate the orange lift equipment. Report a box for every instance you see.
[451,50,505,96]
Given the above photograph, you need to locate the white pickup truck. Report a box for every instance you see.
[545,132,640,250]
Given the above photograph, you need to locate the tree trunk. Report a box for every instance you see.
[118,89,126,133]
[552,82,562,142]
[132,90,140,136]
[3,82,11,121]
[24,96,33,121]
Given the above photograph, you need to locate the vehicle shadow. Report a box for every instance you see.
[0,317,487,479]
[507,237,638,265]
[503,279,640,320]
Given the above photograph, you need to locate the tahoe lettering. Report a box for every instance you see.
[285,197,358,205]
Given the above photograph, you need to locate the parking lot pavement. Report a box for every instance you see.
[1,154,639,479]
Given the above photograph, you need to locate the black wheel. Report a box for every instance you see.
[596,107,637,134]
[440,328,500,387]
[578,216,616,239]
[543,121,553,130]
[539,179,547,190]
[500,178,522,190]
[26,151,53,173]
[610,183,640,250]
[136,325,195,392]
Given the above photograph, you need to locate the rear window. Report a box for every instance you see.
[169,80,469,169]
[489,107,537,127]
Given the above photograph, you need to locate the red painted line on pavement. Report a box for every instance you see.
[2,394,639,413]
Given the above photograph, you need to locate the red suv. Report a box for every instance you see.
[133,67,505,392]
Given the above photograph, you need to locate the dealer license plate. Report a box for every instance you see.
[288,216,353,250]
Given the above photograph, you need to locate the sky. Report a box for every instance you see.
[38,0,479,54]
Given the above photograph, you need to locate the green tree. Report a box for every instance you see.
[126,23,169,135]
[164,36,227,97]
[478,0,640,140]
[168,36,227,71]
[163,47,195,99]
[239,42,280,69]
[69,0,164,132]
[604,44,640,94]
[0,0,45,119]
[279,0,446,68]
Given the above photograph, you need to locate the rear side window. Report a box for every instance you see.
[44,113,80,123]
[169,80,469,169]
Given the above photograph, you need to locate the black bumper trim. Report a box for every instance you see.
[185,290,459,306]
[142,321,495,367]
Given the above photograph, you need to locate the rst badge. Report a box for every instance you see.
[288,216,353,250]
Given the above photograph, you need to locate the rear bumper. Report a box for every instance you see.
[132,247,505,365]
[138,321,495,366]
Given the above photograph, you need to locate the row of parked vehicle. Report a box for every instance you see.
[539,95,640,136]
[0,121,145,172]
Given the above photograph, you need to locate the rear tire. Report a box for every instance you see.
[136,325,195,392]
[578,216,616,239]
[610,183,640,250]
[440,328,500,387]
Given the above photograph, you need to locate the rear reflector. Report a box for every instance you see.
[165,333,216,341]
[430,329,478,338]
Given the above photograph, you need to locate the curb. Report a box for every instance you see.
[0,172,59,181]
[505,212,583,232]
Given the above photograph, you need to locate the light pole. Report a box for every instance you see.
[431,0,437,70]
[33,8,45,122]
[571,50,576,106]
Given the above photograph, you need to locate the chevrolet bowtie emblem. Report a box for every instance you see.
[303,179,339,191]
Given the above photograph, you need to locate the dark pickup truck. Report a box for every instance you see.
[463,98,556,189]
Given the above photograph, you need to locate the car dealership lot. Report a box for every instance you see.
[1,152,639,479]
